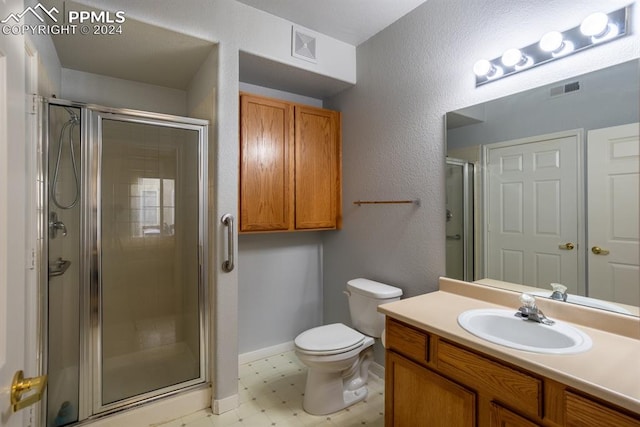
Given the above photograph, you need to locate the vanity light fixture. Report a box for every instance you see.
[474,6,628,86]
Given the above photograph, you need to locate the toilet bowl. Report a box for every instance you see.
[294,278,402,415]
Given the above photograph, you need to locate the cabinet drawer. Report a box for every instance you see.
[386,319,429,365]
[565,391,640,427]
[436,339,541,418]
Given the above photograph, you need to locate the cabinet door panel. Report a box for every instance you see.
[387,352,475,427]
[437,339,542,418]
[240,95,294,231]
[295,106,340,229]
[490,402,540,427]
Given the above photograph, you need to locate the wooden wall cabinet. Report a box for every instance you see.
[385,318,640,427]
[239,93,342,233]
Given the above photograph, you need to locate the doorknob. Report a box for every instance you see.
[591,246,610,255]
[558,242,575,250]
[11,370,47,412]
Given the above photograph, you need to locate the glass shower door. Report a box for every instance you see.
[95,115,206,410]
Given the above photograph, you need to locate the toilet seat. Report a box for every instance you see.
[295,323,365,355]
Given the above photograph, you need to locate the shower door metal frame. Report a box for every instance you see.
[41,98,89,426]
[42,99,210,423]
[89,108,209,416]
[446,157,475,281]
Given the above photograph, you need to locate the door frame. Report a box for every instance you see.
[481,129,585,293]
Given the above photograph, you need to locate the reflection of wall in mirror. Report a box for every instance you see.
[445,60,640,307]
[447,60,639,151]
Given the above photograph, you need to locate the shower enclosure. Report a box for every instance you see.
[445,158,474,281]
[43,100,208,426]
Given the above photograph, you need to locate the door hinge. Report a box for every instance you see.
[27,94,38,115]
[27,248,35,270]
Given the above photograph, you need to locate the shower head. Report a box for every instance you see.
[64,107,80,124]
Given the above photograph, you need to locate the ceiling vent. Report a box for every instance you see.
[292,26,317,63]
[550,81,581,97]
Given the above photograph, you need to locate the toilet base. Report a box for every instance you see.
[301,347,373,415]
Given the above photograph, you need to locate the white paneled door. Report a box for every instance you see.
[0,0,29,425]
[486,132,580,293]
[587,123,640,306]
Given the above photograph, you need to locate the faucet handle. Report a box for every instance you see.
[550,283,567,293]
[519,293,537,308]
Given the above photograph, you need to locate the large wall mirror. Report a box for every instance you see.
[445,59,639,316]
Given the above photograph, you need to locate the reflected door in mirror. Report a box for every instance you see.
[486,133,580,293]
[587,123,640,306]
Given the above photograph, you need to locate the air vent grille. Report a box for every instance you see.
[550,81,580,97]
[292,27,317,63]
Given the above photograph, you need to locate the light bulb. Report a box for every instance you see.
[580,12,609,36]
[501,48,525,67]
[539,31,564,52]
[473,59,492,76]
[539,31,574,57]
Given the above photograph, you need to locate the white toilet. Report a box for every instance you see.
[294,278,402,415]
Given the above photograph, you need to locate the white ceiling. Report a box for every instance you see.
[235,0,429,46]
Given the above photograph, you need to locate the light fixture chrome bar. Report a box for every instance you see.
[474,6,628,86]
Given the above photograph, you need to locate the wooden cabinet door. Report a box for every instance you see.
[294,105,341,229]
[239,94,294,231]
[386,351,475,427]
[490,402,540,427]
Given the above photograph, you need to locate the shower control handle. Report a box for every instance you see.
[221,214,235,272]
[49,212,67,239]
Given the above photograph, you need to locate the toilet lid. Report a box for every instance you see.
[295,323,365,354]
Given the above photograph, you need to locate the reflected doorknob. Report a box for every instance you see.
[591,246,610,255]
[558,242,575,250]
[11,370,47,412]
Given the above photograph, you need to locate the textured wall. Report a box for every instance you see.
[323,0,639,363]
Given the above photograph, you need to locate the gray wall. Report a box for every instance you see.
[323,0,639,364]
[238,233,323,353]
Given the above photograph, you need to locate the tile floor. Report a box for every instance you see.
[156,350,385,427]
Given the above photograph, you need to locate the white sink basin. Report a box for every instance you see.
[528,291,631,315]
[458,309,592,354]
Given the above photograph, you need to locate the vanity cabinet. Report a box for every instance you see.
[239,93,342,232]
[385,317,640,427]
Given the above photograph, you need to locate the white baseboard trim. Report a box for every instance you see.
[238,341,295,364]
[369,361,385,380]
[212,394,239,415]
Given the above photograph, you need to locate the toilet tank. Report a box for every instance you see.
[346,278,402,337]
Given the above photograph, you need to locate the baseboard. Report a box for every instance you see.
[369,361,384,380]
[212,394,239,415]
[238,341,295,364]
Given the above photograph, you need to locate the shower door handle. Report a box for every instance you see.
[221,214,235,272]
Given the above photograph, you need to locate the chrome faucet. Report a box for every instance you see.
[550,283,568,302]
[515,293,555,325]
